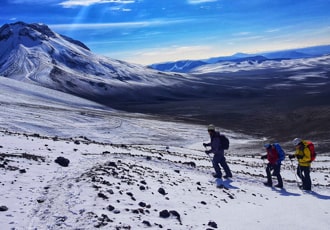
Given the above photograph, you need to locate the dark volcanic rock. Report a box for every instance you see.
[208,220,218,228]
[54,156,70,167]
[159,210,170,218]
[0,205,8,211]
[158,187,167,195]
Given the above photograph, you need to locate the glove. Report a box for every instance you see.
[296,155,303,159]
[288,155,295,159]
[261,155,267,160]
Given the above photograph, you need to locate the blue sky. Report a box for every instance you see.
[1,0,330,65]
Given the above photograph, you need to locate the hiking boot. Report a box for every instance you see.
[212,173,222,179]
[298,185,304,190]
[263,182,272,187]
[300,185,311,191]
[275,184,283,188]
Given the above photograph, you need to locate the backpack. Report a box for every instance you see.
[273,143,285,162]
[219,134,230,150]
[306,141,316,162]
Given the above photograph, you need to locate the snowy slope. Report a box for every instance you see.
[1,69,329,229]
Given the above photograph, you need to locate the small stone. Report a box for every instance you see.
[159,210,170,218]
[158,188,166,195]
[208,221,218,228]
[0,205,8,211]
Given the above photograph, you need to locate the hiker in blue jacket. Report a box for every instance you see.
[203,124,232,179]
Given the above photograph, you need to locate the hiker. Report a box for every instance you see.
[203,124,232,179]
[289,138,313,191]
[261,143,284,188]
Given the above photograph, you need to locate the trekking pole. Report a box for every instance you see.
[290,159,300,186]
[203,145,212,161]
[203,145,214,170]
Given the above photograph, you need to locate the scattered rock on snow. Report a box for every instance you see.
[183,161,196,167]
[36,198,45,203]
[95,213,112,228]
[159,209,170,218]
[169,210,182,224]
[208,220,218,228]
[138,202,146,207]
[158,187,167,195]
[0,205,8,211]
[54,156,70,167]
[107,205,115,211]
[142,220,152,227]
[97,192,108,199]
[106,161,117,167]
[74,140,80,145]
[159,209,182,224]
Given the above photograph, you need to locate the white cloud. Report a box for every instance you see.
[266,28,281,33]
[50,18,193,30]
[233,31,252,36]
[10,0,58,3]
[187,0,217,4]
[59,0,135,8]
[108,6,132,12]
[117,45,222,65]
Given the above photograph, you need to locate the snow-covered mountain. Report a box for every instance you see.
[0,21,193,103]
[191,54,330,74]
[149,45,330,73]
[148,60,208,73]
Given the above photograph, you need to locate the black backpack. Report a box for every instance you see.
[219,134,230,150]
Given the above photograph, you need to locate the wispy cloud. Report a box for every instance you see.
[115,45,220,65]
[59,0,135,8]
[108,6,132,12]
[187,0,218,4]
[230,35,265,42]
[233,31,252,36]
[10,0,58,4]
[50,18,193,30]
[265,28,281,33]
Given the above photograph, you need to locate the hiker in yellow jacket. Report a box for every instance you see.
[289,138,312,190]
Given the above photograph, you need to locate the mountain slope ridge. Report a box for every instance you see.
[0,21,192,102]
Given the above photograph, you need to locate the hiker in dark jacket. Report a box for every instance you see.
[261,143,284,188]
[203,124,232,179]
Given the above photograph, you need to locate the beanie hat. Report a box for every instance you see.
[207,124,215,131]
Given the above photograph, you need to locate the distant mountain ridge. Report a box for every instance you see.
[149,44,330,73]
